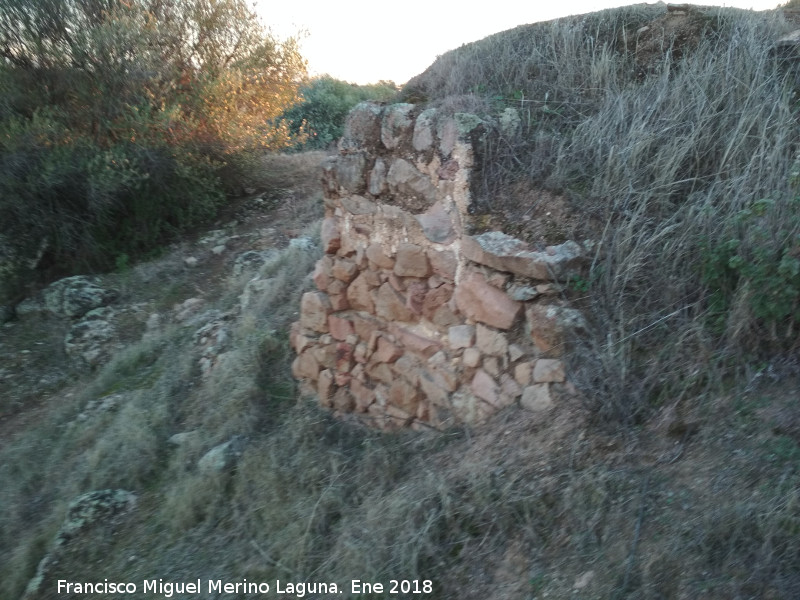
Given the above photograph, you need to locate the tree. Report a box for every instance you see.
[0,0,306,296]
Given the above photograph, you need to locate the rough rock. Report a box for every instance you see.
[427,248,457,280]
[366,243,394,270]
[198,437,245,474]
[475,324,509,358]
[415,201,457,244]
[471,369,503,408]
[521,384,553,411]
[449,324,475,349]
[462,347,482,368]
[368,158,388,196]
[341,194,378,215]
[533,358,566,383]
[17,276,116,319]
[412,108,436,151]
[526,304,587,355]
[64,307,117,367]
[346,273,376,313]
[462,232,584,281]
[339,101,383,153]
[386,158,438,207]
[335,153,367,194]
[300,292,332,333]
[394,243,430,277]
[320,218,341,254]
[454,272,521,330]
[381,103,414,149]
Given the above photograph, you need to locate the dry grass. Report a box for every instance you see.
[405,4,800,424]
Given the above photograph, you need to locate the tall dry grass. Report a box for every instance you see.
[405,5,800,423]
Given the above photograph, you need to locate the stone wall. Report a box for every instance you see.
[291,102,587,430]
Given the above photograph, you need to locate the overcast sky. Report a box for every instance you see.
[256,0,781,85]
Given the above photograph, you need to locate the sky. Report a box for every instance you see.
[256,0,781,85]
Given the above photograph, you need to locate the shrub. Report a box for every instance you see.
[0,0,305,289]
[282,76,397,150]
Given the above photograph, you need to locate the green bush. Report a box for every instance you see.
[282,76,397,149]
[701,196,800,345]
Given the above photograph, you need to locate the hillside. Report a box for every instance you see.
[1,3,800,600]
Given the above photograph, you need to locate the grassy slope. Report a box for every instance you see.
[1,5,800,600]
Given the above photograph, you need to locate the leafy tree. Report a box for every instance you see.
[0,0,306,292]
[282,76,397,149]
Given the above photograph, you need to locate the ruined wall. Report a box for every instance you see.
[291,102,587,430]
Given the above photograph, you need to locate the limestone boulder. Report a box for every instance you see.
[462,232,584,281]
[17,275,116,319]
[64,307,118,368]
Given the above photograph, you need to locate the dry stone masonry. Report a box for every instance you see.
[291,102,587,430]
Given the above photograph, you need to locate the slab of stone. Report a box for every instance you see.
[390,325,442,358]
[462,232,584,281]
[335,153,367,194]
[462,347,482,368]
[448,324,475,349]
[346,273,376,314]
[389,378,421,415]
[339,102,383,153]
[375,282,415,322]
[368,158,388,196]
[533,358,566,383]
[514,361,533,386]
[318,369,335,406]
[419,370,451,406]
[521,384,553,412]
[292,350,320,380]
[299,291,332,333]
[475,324,509,358]
[427,248,457,280]
[341,194,377,215]
[412,108,436,151]
[328,315,354,341]
[454,272,521,330]
[374,337,403,363]
[331,258,358,283]
[394,243,431,277]
[387,158,438,206]
[381,103,414,149]
[366,243,394,270]
[471,369,502,408]
[415,201,456,244]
